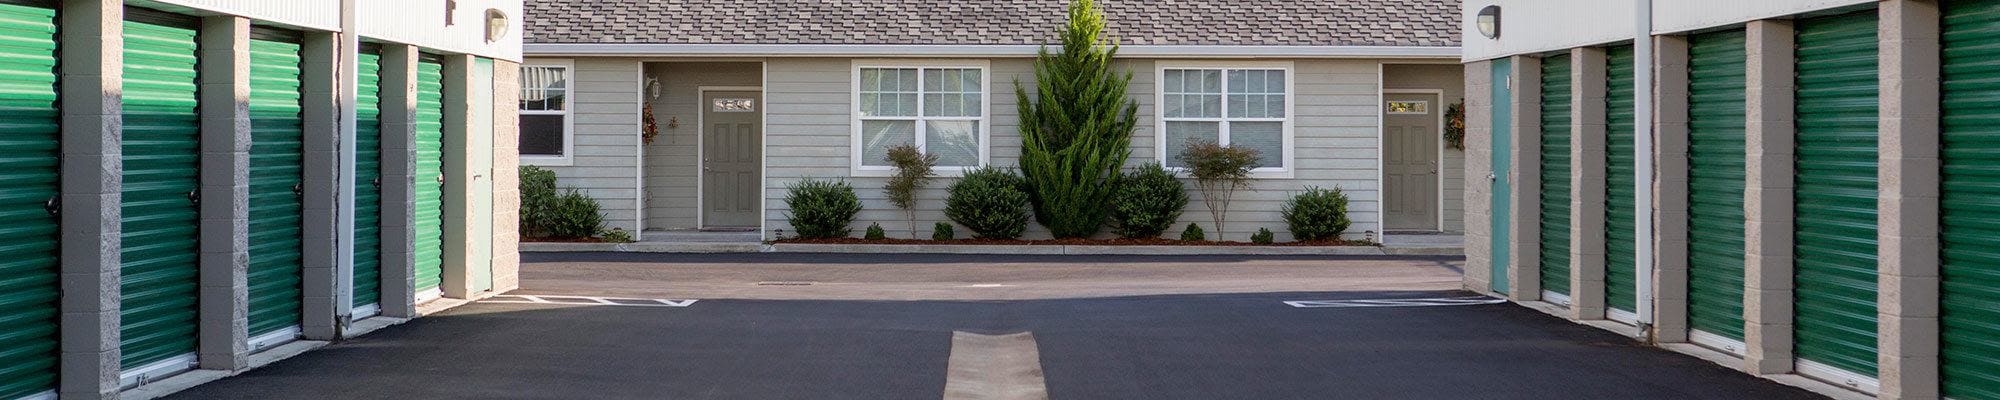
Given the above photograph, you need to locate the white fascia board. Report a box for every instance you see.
[522,44,1462,59]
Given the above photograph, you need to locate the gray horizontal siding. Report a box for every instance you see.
[524,57,642,234]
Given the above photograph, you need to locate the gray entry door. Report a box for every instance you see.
[1383,93,1441,231]
[702,90,762,228]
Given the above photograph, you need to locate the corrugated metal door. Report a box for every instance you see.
[1604,45,1638,315]
[246,34,304,339]
[414,58,446,294]
[1686,29,1749,342]
[1539,54,1573,299]
[1942,1,2000,397]
[1792,11,1879,377]
[0,3,60,398]
[354,50,383,309]
[120,17,202,369]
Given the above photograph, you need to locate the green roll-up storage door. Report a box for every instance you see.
[1942,1,2000,397]
[1685,29,1749,342]
[0,3,60,398]
[120,16,202,369]
[1540,54,1573,298]
[1792,11,1879,377]
[1604,45,1638,314]
[414,58,446,293]
[246,33,304,338]
[354,50,384,309]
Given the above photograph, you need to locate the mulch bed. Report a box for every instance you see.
[773,237,1375,247]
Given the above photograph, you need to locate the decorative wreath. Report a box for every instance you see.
[642,102,660,145]
[1444,100,1466,150]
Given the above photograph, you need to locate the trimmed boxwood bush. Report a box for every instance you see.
[520,166,604,239]
[1284,186,1352,241]
[932,222,956,241]
[945,167,1031,239]
[1180,223,1206,241]
[785,179,862,239]
[1251,227,1275,244]
[865,223,886,240]
[1109,162,1187,238]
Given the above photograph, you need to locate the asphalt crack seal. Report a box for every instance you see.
[942,331,1048,400]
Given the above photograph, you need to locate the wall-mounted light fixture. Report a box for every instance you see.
[486,9,509,43]
[1477,5,1501,39]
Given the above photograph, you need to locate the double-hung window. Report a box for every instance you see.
[519,61,573,165]
[1158,63,1293,176]
[853,61,989,174]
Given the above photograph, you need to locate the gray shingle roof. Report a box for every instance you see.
[524,0,1461,47]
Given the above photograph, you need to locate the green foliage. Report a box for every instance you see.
[784,179,862,239]
[1445,101,1467,150]
[1284,186,1353,241]
[1109,162,1187,238]
[1017,0,1138,238]
[1251,227,1275,244]
[945,167,1032,240]
[1179,141,1261,234]
[600,228,634,243]
[883,144,939,238]
[865,223,886,240]
[1180,223,1206,241]
[519,166,605,239]
[932,222,956,241]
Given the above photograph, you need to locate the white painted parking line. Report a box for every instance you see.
[1283,296,1506,308]
[482,295,699,307]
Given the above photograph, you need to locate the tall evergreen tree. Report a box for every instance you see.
[1016,0,1138,238]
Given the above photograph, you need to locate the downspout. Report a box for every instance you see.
[335,0,360,327]
[1634,0,1657,333]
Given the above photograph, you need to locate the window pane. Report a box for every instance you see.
[1163,94,1183,118]
[520,114,565,156]
[1201,70,1222,93]
[961,69,982,92]
[1199,94,1221,118]
[520,66,568,111]
[1266,95,1286,117]
[1228,70,1247,93]
[861,120,916,167]
[897,69,919,91]
[926,121,980,167]
[1266,71,1285,93]
[862,69,882,91]
[1227,94,1247,118]
[1231,121,1283,168]
[1164,121,1220,168]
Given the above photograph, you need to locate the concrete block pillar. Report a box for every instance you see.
[1651,34,1693,343]
[491,59,522,293]
[1569,47,1610,321]
[298,31,340,341]
[1876,1,1942,398]
[440,54,476,300]
[195,15,251,372]
[1743,18,1798,375]
[1464,60,1495,294]
[58,0,124,397]
[1508,55,1544,302]
[376,44,419,318]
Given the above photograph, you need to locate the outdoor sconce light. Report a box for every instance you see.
[486,9,509,43]
[1476,5,1501,39]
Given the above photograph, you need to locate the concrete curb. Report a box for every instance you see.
[519,241,1464,256]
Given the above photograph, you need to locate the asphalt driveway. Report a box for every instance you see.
[166,253,1822,399]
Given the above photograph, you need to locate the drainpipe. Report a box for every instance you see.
[1634,0,1657,332]
[335,0,359,327]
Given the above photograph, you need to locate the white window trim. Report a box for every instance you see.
[1154,61,1296,179]
[849,59,992,177]
[521,59,575,166]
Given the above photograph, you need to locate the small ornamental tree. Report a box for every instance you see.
[1178,140,1260,235]
[1017,0,1138,238]
[883,144,939,239]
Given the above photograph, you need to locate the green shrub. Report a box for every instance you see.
[883,144,939,239]
[600,228,634,243]
[932,222,956,241]
[1180,223,1206,241]
[784,179,862,239]
[519,166,559,238]
[865,223,886,240]
[1284,186,1353,241]
[945,167,1032,239]
[542,189,604,238]
[1251,227,1275,244]
[1179,141,1261,235]
[1109,162,1187,238]
[1017,0,1138,238]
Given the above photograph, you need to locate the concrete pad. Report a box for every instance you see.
[942,332,1048,400]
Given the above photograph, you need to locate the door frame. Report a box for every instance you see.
[1382,88,1448,232]
[695,85,764,229]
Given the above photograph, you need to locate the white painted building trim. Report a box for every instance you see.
[1382,88,1449,232]
[524,44,1464,59]
[1542,291,1573,308]
[520,59,576,166]
[120,353,198,390]
[848,59,993,178]
[249,326,302,352]
[1607,307,1639,325]
[696,85,766,228]
[759,62,770,240]
[634,61,647,239]
[1153,60,1297,180]
[1688,329,1747,357]
[416,288,443,304]
[353,302,382,320]
[1795,358,1881,396]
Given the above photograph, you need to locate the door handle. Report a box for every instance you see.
[1487,173,1497,182]
[43,196,58,216]
[292,183,304,197]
